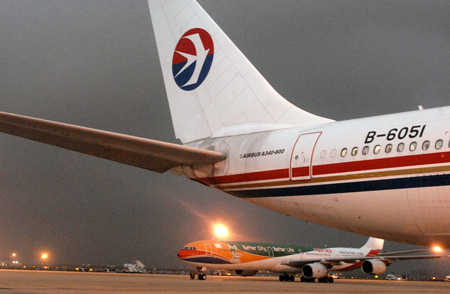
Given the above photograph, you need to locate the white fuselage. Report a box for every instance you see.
[175,107,450,247]
[185,247,368,274]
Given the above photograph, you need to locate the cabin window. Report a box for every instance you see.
[362,146,370,155]
[435,139,443,149]
[397,143,405,152]
[330,149,337,158]
[385,144,393,153]
[410,142,417,151]
[374,145,381,154]
[320,150,327,159]
[422,140,430,151]
[341,148,348,157]
[351,147,358,156]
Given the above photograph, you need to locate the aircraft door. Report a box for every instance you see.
[290,132,322,181]
[204,243,212,255]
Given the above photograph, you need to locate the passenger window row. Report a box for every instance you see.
[339,139,446,158]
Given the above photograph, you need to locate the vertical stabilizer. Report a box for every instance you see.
[148,0,333,143]
[361,237,384,250]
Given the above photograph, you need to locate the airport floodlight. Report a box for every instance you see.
[214,224,229,240]
[433,246,443,253]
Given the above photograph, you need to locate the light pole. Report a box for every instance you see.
[41,253,49,268]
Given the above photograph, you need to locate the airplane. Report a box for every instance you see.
[178,237,447,282]
[0,0,450,249]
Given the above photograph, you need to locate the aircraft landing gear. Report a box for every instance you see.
[300,275,333,283]
[279,274,295,282]
[317,276,334,283]
[300,276,315,283]
[189,267,207,280]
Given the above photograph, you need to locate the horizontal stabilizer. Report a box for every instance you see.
[0,112,226,173]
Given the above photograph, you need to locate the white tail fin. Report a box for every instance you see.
[148,0,333,143]
[361,237,384,250]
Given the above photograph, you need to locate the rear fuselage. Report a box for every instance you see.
[175,107,450,247]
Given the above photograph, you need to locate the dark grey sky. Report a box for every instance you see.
[1,0,450,274]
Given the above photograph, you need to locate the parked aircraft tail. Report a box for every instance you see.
[147,0,333,143]
[361,237,384,251]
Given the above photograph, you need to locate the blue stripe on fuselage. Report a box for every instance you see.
[182,256,233,264]
[228,174,450,198]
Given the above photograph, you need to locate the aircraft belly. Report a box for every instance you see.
[184,257,295,272]
[407,186,450,244]
[245,187,450,247]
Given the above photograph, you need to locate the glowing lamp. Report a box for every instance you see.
[214,224,229,239]
[433,246,443,253]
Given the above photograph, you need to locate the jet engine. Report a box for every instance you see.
[302,263,328,279]
[235,270,258,276]
[361,260,387,275]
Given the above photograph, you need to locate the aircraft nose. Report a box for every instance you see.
[177,249,189,259]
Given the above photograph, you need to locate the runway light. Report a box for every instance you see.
[214,224,229,239]
[433,246,443,253]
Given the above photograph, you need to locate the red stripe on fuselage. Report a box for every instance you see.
[337,249,380,271]
[197,151,450,186]
[197,168,289,186]
[313,152,449,176]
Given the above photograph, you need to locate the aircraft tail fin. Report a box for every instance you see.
[361,237,384,251]
[147,0,333,143]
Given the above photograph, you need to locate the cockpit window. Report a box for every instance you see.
[182,246,197,250]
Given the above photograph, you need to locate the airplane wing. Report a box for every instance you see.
[377,249,428,256]
[0,112,226,173]
[281,254,448,268]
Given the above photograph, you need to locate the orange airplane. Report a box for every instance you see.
[178,237,446,282]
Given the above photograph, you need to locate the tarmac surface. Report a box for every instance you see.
[0,270,450,293]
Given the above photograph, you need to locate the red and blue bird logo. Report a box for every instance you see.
[172,28,214,91]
